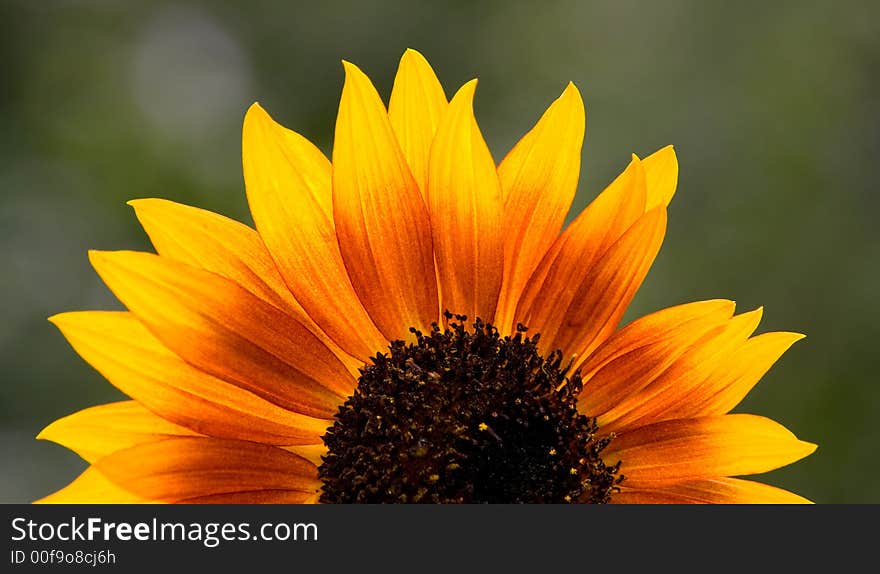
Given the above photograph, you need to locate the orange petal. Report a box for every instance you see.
[243,103,387,362]
[332,61,439,338]
[612,477,813,504]
[131,198,302,315]
[577,300,736,417]
[604,414,817,488]
[284,444,328,467]
[598,308,763,432]
[388,48,448,196]
[642,145,679,209]
[494,83,585,332]
[427,80,504,321]
[88,250,353,418]
[684,332,805,417]
[37,401,198,464]
[36,466,151,504]
[180,490,321,504]
[93,438,320,503]
[532,206,667,361]
[516,156,647,339]
[578,299,737,377]
[129,198,362,375]
[49,311,331,445]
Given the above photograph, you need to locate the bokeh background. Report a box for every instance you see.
[2,0,877,503]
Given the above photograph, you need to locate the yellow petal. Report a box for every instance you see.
[530,206,666,361]
[427,79,504,321]
[37,401,198,463]
[333,61,439,338]
[88,250,353,418]
[388,48,448,196]
[598,308,763,432]
[93,438,320,503]
[681,331,806,417]
[577,300,736,417]
[36,466,151,504]
[516,156,647,337]
[604,414,817,488]
[612,478,813,504]
[494,83,585,332]
[243,103,387,362]
[642,145,679,209]
[50,311,332,445]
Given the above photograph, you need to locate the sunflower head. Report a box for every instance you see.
[37,49,816,504]
[319,314,621,504]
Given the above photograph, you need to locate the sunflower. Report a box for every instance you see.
[37,49,815,504]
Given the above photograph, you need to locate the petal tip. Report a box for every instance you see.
[401,47,428,63]
[783,331,807,344]
[451,78,479,104]
[739,305,764,324]
[243,101,275,133]
[560,81,584,106]
[88,249,137,275]
[803,441,818,457]
[87,249,108,267]
[339,61,384,109]
[126,197,161,212]
[643,145,680,208]
[35,424,51,442]
[341,59,361,77]
[651,144,677,160]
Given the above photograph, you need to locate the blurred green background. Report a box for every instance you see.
[1,0,877,503]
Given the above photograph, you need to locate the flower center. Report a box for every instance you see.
[318,313,622,503]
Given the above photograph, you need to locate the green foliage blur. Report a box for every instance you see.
[2,0,877,503]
